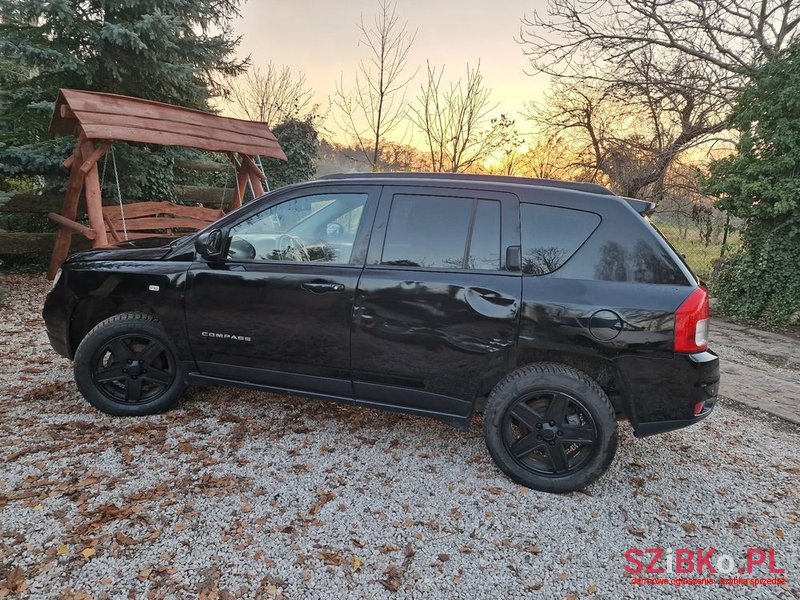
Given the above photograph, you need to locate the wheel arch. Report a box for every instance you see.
[69,296,157,358]
[515,349,629,416]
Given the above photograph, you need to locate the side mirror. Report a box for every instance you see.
[195,229,223,261]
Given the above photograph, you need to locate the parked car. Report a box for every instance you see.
[43,173,719,493]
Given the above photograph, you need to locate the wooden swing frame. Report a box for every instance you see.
[46,89,287,278]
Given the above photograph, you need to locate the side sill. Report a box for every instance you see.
[185,372,470,430]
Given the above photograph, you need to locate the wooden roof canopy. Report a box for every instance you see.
[50,89,287,159]
[46,89,287,278]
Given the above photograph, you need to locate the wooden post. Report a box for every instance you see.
[242,154,265,197]
[48,134,86,279]
[249,173,265,197]
[229,153,251,210]
[84,162,109,248]
[79,141,111,174]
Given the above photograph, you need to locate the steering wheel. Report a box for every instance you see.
[276,234,310,262]
[228,236,256,260]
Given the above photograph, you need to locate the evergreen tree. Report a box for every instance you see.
[704,43,800,324]
[262,118,319,190]
[0,0,247,194]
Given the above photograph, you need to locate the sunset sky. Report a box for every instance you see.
[230,0,550,141]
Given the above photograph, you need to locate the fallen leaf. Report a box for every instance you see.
[528,546,542,555]
[81,548,96,559]
[114,532,137,546]
[437,553,450,562]
[379,565,404,592]
[318,550,343,565]
[309,491,335,515]
[682,523,696,534]
[4,567,26,593]
[628,526,646,538]
[138,568,152,581]
[351,555,363,572]
[588,585,599,594]
[57,545,69,555]
[776,528,785,539]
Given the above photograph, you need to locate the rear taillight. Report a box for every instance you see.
[674,287,709,353]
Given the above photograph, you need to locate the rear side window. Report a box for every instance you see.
[382,195,501,270]
[521,204,600,275]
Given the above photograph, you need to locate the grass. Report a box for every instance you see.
[652,221,740,280]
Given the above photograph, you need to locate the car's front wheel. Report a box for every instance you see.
[483,363,617,493]
[74,312,186,416]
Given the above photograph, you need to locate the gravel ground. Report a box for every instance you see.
[0,273,798,599]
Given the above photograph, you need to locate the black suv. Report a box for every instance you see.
[43,173,719,493]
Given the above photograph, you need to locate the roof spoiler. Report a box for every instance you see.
[622,197,657,216]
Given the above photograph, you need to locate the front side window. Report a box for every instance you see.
[381,195,501,270]
[521,203,600,275]
[227,193,368,263]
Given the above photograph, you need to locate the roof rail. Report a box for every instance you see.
[317,172,615,196]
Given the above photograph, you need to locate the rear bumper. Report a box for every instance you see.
[635,395,716,437]
[613,350,720,437]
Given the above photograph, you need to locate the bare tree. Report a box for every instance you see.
[410,61,504,173]
[332,0,416,170]
[499,134,584,180]
[527,49,729,197]
[228,62,313,125]
[520,0,800,83]
[519,0,799,201]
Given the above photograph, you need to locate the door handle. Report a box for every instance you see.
[302,281,345,293]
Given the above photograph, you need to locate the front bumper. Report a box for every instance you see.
[613,350,720,437]
[42,276,74,359]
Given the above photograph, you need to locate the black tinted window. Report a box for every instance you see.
[382,195,471,269]
[468,200,501,270]
[521,204,600,275]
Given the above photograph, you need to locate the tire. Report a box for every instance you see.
[73,311,186,416]
[483,362,617,493]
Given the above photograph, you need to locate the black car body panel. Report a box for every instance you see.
[43,173,719,436]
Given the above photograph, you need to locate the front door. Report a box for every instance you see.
[185,186,378,396]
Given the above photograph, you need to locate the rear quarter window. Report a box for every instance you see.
[521,203,600,275]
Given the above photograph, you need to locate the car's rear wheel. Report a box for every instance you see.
[74,312,186,416]
[483,363,617,493]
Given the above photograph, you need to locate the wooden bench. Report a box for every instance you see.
[101,201,224,242]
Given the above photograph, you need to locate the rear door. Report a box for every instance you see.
[351,186,521,421]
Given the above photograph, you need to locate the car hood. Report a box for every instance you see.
[67,236,181,263]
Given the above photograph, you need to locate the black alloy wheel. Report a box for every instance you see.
[501,390,597,476]
[74,312,186,416]
[92,334,175,404]
[483,363,617,493]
